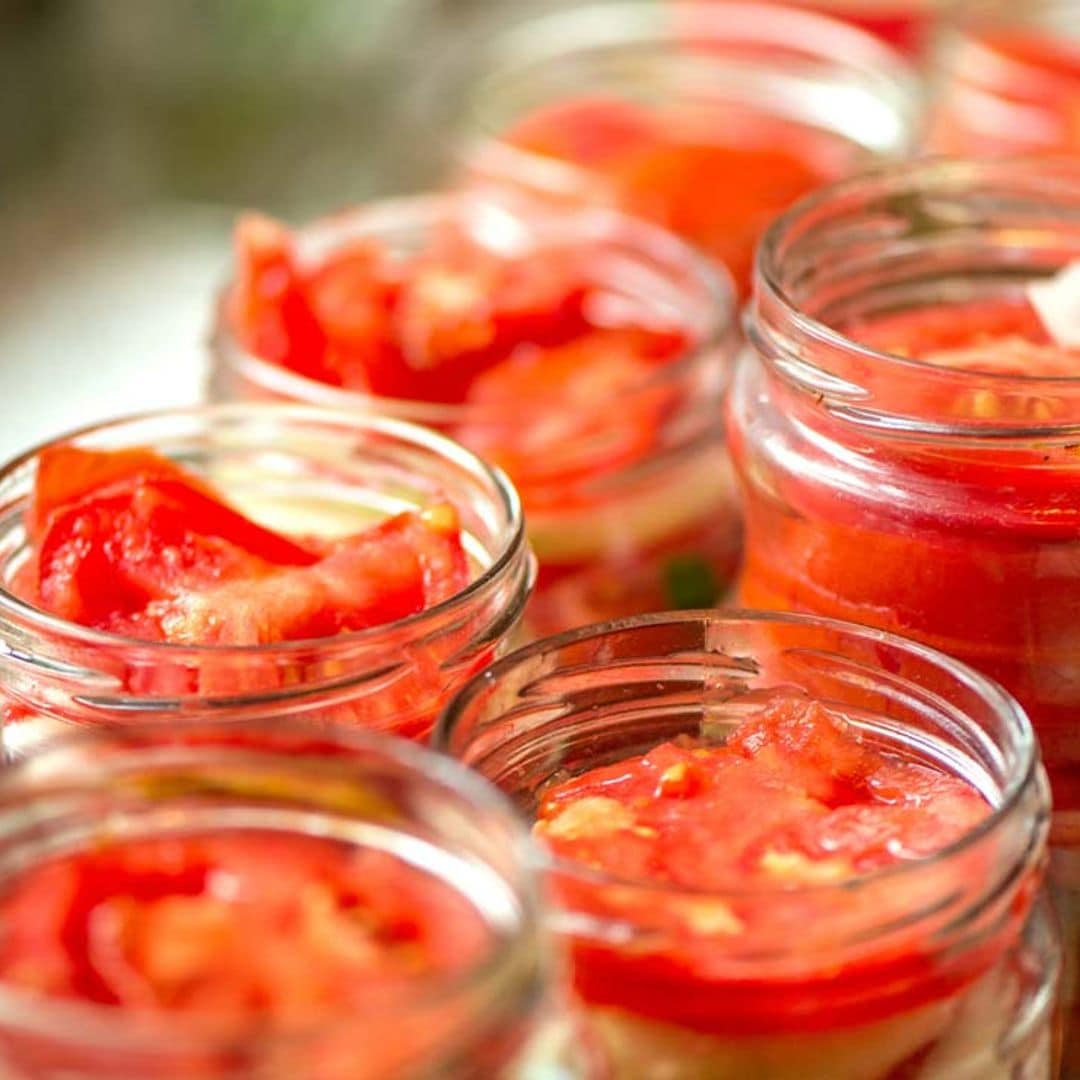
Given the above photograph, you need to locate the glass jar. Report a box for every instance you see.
[210,194,741,639]
[457,1,918,293]
[0,719,580,1079]
[436,610,1056,1080]
[925,0,1080,157]
[0,402,532,754]
[729,156,1080,1068]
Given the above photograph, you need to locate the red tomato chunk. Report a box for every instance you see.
[502,98,854,292]
[847,296,1080,376]
[18,446,469,645]
[227,214,693,501]
[229,212,688,408]
[536,698,987,892]
[0,833,490,1020]
[534,697,998,1036]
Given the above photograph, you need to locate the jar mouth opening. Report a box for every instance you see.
[436,608,1043,904]
[464,1,916,168]
[0,719,543,1052]
[215,191,738,428]
[752,157,1080,432]
[0,402,529,656]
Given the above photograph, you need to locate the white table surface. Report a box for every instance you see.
[0,203,234,459]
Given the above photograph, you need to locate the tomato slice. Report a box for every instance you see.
[389,244,591,402]
[29,447,204,540]
[303,242,402,393]
[34,486,282,633]
[33,449,316,565]
[846,297,1056,359]
[148,505,468,646]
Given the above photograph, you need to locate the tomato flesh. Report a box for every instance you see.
[500,98,858,293]
[228,214,692,491]
[534,697,995,1033]
[21,448,469,645]
[0,833,490,1022]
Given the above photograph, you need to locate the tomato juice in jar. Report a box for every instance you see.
[0,720,578,1079]
[211,195,740,639]
[926,0,1080,157]
[729,157,1080,1065]
[437,610,1056,1079]
[0,403,532,753]
[459,1,918,294]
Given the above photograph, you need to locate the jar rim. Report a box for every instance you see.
[0,718,544,1055]
[751,156,1080,435]
[0,401,529,656]
[213,190,738,428]
[435,607,1044,903]
[461,0,918,175]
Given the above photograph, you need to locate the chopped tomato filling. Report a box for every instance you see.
[846,296,1075,372]
[227,213,691,490]
[0,833,490,1022]
[537,698,987,890]
[500,98,856,292]
[18,447,469,645]
[534,697,1003,1034]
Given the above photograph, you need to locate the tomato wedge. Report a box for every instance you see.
[23,448,469,644]
[228,213,328,380]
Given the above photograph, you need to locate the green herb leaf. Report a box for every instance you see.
[665,554,721,609]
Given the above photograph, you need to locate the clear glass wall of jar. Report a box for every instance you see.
[436,611,1056,1080]
[0,720,578,1079]
[766,0,942,55]
[210,195,740,639]
[925,0,1080,156]
[0,403,532,753]
[729,157,1080,1069]
[456,1,919,293]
